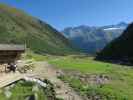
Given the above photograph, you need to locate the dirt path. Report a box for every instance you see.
[31,61,83,100]
[0,61,83,100]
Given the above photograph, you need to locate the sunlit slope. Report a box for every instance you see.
[0,4,77,55]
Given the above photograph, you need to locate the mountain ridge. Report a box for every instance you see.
[0,3,77,55]
[62,22,128,54]
[96,22,133,64]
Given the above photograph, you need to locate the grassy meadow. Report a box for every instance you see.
[0,81,48,100]
[25,53,133,100]
[48,55,133,100]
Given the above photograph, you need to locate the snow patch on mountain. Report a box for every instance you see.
[103,27,125,31]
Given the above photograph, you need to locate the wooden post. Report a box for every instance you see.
[5,64,6,73]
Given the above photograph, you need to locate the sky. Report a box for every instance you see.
[0,0,133,30]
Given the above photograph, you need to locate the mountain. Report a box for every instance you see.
[0,4,77,55]
[96,22,133,64]
[62,22,128,54]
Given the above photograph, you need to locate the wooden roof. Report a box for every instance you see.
[0,44,25,51]
[0,44,26,63]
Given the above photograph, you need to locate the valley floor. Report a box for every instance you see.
[1,54,133,100]
[0,60,83,100]
[46,55,133,100]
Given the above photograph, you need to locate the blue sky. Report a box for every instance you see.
[0,0,133,30]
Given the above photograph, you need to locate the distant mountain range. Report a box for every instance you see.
[0,3,129,56]
[96,22,133,65]
[62,22,128,54]
[0,4,77,55]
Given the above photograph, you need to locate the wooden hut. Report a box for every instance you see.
[0,44,25,64]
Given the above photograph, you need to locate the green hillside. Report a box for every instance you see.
[96,23,133,64]
[0,4,77,55]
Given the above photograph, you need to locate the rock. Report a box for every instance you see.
[32,85,39,92]
[23,77,47,87]
[4,90,12,98]
[56,70,64,77]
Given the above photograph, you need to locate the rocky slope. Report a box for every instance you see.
[62,22,127,54]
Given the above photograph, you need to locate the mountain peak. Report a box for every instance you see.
[117,22,128,27]
[62,23,126,54]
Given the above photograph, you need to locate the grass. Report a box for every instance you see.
[48,56,121,74]
[47,55,133,100]
[24,53,133,99]
[0,80,48,100]
[0,3,77,55]
[59,75,133,100]
[24,51,50,61]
